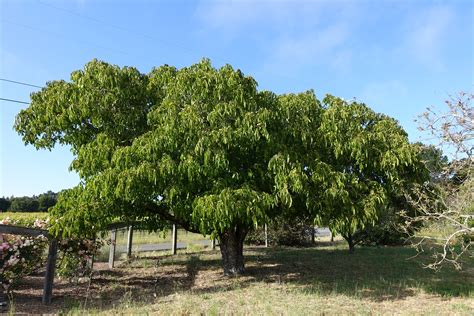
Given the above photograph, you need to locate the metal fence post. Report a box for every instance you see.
[108,229,117,269]
[211,238,216,250]
[171,224,177,255]
[264,224,268,248]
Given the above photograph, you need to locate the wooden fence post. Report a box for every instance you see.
[126,225,133,258]
[0,233,7,312]
[42,239,58,305]
[264,224,269,248]
[90,255,95,274]
[0,286,5,312]
[108,229,117,269]
[211,238,216,250]
[171,224,177,255]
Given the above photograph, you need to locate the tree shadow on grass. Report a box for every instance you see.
[121,244,473,301]
[10,245,473,313]
[163,244,472,301]
[10,256,204,314]
[139,245,473,299]
[242,245,473,300]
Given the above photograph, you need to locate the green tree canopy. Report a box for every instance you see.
[415,143,448,181]
[0,198,11,212]
[305,96,427,251]
[9,197,39,213]
[14,59,423,272]
[38,191,58,212]
[16,59,309,274]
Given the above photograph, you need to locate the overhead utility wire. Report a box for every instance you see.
[0,78,43,89]
[3,3,295,90]
[37,0,227,64]
[1,19,142,60]
[0,98,30,105]
[0,78,43,105]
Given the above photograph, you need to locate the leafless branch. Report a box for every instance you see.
[407,92,473,270]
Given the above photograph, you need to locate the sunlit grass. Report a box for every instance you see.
[416,221,459,239]
[95,228,211,262]
[113,228,208,246]
[52,242,474,315]
[5,214,473,314]
[0,211,49,225]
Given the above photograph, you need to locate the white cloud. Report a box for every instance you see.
[76,0,88,9]
[265,23,350,70]
[195,0,357,75]
[195,0,327,33]
[196,0,264,28]
[403,5,454,69]
[359,80,408,109]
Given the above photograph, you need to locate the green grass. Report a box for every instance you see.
[417,221,460,239]
[4,215,472,314]
[12,242,472,315]
[114,228,208,246]
[94,228,211,262]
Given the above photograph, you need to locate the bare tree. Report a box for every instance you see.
[407,92,473,270]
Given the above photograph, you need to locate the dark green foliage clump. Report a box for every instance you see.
[0,197,11,211]
[353,212,409,246]
[1,191,57,212]
[9,196,39,212]
[246,218,314,247]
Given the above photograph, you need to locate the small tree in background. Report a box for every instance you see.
[37,191,58,212]
[351,144,440,247]
[310,96,426,252]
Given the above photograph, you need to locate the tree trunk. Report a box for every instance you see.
[344,234,355,253]
[218,225,248,276]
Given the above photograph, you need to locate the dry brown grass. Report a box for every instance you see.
[7,242,474,315]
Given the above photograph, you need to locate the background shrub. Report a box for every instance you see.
[246,217,314,247]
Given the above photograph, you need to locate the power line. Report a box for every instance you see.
[37,0,227,65]
[0,77,123,106]
[2,3,295,93]
[0,78,43,89]
[0,78,41,105]
[1,19,144,60]
[0,97,30,105]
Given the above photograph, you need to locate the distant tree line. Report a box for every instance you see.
[0,191,58,212]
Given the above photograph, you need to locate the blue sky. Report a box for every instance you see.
[1,0,472,197]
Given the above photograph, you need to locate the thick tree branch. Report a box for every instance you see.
[142,202,201,234]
